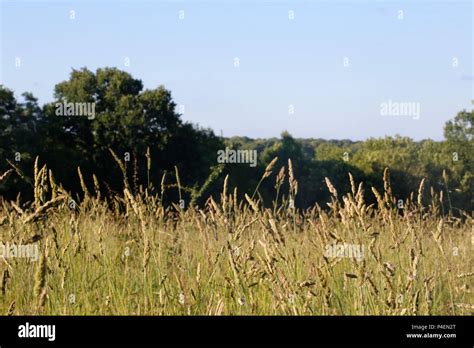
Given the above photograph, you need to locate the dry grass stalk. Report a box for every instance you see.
[0,160,470,316]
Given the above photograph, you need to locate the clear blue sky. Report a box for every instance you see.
[1,0,472,140]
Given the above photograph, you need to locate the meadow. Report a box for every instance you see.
[0,156,472,315]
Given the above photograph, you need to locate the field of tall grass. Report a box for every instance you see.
[0,155,472,315]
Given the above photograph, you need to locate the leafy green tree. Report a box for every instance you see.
[0,86,41,199]
[1,75,472,213]
[444,110,473,142]
[442,110,473,211]
[40,67,222,198]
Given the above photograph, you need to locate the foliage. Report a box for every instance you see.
[0,69,472,213]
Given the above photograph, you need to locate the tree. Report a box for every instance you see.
[0,87,43,199]
[444,110,473,143]
[443,109,474,211]
[39,68,223,198]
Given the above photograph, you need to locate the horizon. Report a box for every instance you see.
[1,0,472,141]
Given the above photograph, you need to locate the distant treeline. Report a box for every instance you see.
[1,68,472,213]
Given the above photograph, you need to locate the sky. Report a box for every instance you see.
[0,0,472,141]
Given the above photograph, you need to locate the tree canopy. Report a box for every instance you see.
[1,69,472,213]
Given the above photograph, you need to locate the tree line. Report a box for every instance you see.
[1,68,472,213]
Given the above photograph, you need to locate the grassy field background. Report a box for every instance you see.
[0,157,472,315]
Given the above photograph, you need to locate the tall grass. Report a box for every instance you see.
[0,158,472,315]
